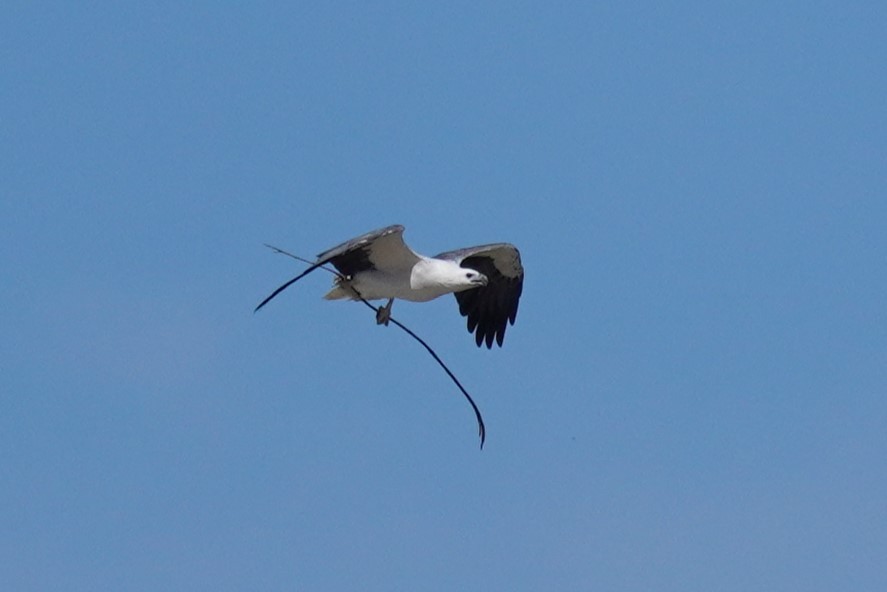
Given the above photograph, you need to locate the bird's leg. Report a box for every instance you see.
[375,298,394,326]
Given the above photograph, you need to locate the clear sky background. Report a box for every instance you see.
[3,2,886,590]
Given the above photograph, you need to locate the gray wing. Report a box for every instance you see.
[435,243,524,348]
[256,224,417,312]
[315,224,419,277]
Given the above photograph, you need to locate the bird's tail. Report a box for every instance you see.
[323,285,351,300]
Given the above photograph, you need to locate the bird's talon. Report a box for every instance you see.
[376,299,393,326]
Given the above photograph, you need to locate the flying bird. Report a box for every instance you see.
[255,224,524,347]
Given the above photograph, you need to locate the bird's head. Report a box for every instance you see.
[447,267,488,293]
[462,268,489,288]
[412,259,488,294]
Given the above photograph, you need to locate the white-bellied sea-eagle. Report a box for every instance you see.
[255,224,524,348]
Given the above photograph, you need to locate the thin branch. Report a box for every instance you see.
[259,244,486,448]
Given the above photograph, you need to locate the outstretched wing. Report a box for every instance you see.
[255,224,417,312]
[435,243,524,348]
[315,224,418,277]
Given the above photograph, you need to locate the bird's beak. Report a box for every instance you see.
[473,274,489,287]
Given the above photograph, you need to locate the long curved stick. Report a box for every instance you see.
[257,244,486,448]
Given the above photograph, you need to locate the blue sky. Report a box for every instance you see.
[3,2,886,590]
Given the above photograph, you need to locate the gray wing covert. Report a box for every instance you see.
[316,224,411,277]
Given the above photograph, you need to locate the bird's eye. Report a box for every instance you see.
[466,273,473,278]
